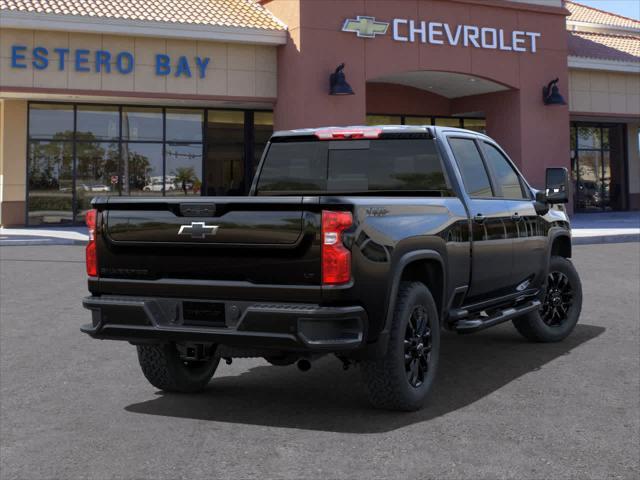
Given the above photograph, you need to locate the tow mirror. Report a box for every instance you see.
[545,167,569,204]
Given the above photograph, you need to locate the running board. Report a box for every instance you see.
[453,300,541,334]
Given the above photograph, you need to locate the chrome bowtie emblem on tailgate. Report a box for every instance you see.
[178,222,219,239]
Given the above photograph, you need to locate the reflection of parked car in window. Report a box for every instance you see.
[79,184,111,193]
[59,184,110,192]
[143,179,175,192]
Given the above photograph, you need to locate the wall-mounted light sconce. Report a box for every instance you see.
[329,63,354,95]
[543,78,567,106]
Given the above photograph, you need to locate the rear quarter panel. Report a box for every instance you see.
[322,196,470,341]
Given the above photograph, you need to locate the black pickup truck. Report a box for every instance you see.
[82,125,582,411]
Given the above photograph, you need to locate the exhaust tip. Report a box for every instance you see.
[297,359,311,372]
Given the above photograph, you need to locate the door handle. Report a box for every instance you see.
[474,213,486,224]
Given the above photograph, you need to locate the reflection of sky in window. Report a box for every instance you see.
[76,107,119,140]
[29,106,74,138]
[166,110,203,142]
[122,108,163,141]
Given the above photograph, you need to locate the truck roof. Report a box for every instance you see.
[270,125,491,141]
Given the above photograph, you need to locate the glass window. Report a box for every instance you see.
[123,143,164,196]
[328,140,448,192]
[366,115,402,126]
[257,142,327,193]
[29,104,74,140]
[76,142,121,219]
[76,106,119,141]
[435,118,462,128]
[462,118,486,134]
[205,110,245,196]
[577,126,601,149]
[575,150,602,211]
[122,107,162,141]
[27,102,273,224]
[254,111,273,174]
[27,140,74,225]
[483,143,526,199]
[448,138,493,198]
[166,109,203,142]
[165,144,203,196]
[257,139,449,194]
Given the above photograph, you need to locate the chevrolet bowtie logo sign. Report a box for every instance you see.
[178,222,219,239]
[342,16,389,38]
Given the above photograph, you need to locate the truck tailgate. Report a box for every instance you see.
[93,197,321,287]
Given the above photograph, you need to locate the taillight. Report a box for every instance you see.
[315,127,382,140]
[321,210,353,285]
[85,209,98,277]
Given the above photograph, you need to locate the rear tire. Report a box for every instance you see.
[361,282,440,411]
[136,343,220,393]
[513,256,582,342]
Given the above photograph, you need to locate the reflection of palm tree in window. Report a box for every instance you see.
[128,153,152,189]
[172,167,198,195]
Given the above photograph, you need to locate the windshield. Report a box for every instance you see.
[255,139,452,195]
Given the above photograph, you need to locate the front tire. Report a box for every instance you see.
[136,343,220,393]
[361,282,440,411]
[513,256,582,342]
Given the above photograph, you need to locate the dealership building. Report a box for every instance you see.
[0,0,638,226]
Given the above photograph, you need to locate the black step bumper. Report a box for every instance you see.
[81,295,367,352]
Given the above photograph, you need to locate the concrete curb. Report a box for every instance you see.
[0,238,88,246]
[572,234,640,245]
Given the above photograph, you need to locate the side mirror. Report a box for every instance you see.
[545,167,569,204]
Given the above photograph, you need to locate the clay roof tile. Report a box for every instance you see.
[0,0,286,30]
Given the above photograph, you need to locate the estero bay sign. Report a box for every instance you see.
[9,45,211,78]
[343,16,542,53]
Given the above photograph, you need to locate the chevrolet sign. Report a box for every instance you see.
[342,16,541,53]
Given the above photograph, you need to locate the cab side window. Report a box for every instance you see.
[483,143,528,199]
[448,138,493,198]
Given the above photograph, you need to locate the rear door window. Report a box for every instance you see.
[448,138,493,198]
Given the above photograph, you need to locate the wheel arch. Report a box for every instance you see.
[383,250,446,337]
[550,233,572,259]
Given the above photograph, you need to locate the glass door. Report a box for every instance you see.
[571,124,627,212]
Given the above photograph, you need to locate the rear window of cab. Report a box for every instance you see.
[256,139,453,196]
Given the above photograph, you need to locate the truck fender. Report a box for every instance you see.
[377,250,446,351]
[544,230,572,276]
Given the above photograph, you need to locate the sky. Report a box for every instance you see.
[576,0,640,20]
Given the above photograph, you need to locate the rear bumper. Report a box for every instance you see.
[81,295,367,352]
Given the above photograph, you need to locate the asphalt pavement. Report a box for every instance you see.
[0,243,638,479]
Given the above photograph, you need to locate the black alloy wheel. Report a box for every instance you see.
[404,305,432,388]
[540,271,574,327]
